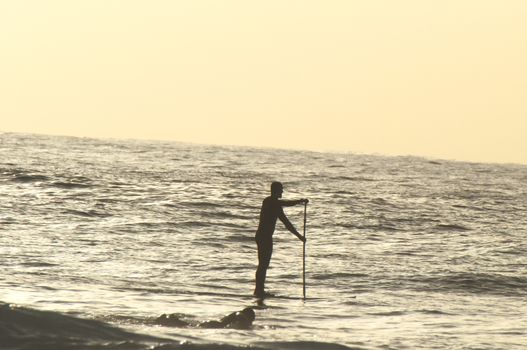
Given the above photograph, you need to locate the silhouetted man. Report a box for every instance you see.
[254,181,307,297]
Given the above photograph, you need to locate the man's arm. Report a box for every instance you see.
[278,199,308,207]
[278,208,306,242]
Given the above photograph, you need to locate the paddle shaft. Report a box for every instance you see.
[303,202,307,299]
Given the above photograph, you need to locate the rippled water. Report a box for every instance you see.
[1,132,526,349]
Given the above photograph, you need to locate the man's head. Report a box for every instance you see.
[271,181,283,198]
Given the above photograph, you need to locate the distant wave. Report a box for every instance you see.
[177,220,212,228]
[434,224,472,232]
[5,170,93,189]
[178,201,224,208]
[0,217,16,225]
[50,181,93,189]
[208,211,252,220]
[63,209,111,218]
[311,272,369,281]
[338,223,401,232]
[332,176,376,182]
[20,261,58,268]
[226,233,255,242]
[10,174,50,183]
[411,272,527,296]
[367,309,452,317]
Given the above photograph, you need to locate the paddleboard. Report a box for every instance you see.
[176,289,322,301]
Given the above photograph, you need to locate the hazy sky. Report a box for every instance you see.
[1,1,526,164]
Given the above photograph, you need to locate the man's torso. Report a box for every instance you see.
[256,196,282,239]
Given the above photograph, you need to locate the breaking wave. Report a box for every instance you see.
[0,303,360,350]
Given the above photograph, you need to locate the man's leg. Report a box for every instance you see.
[255,238,272,296]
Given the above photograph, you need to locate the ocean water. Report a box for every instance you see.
[1,132,526,350]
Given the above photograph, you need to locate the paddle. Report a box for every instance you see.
[303,200,307,300]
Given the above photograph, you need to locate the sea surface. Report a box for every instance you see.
[1,132,526,350]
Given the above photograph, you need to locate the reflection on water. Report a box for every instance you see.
[1,132,526,350]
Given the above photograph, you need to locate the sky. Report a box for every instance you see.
[1,1,526,164]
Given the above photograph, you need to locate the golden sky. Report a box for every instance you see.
[1,1,526,164]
